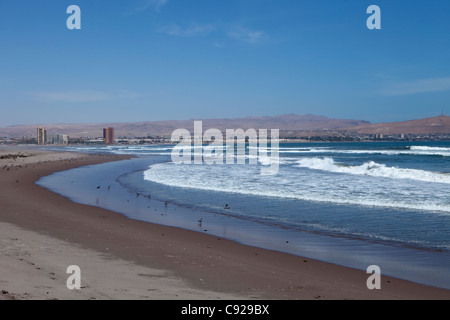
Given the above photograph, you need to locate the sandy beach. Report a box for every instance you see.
[0,147,449,300]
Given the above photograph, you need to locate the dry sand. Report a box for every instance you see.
[0,147,449,300]
[0,221,241,300]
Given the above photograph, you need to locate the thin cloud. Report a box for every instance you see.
[383,77,450,96]
[226,27,267,44]
[158,23,216,37]
[156,21,268,46]
[31,90,140,103]
[128,0,168,14]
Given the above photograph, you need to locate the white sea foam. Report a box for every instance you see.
[255,146,450,156]
[143,162,450,213]
[295,157,450,184]
[304,148,450,156]
[409,146,450,152]
[66,144,450,158]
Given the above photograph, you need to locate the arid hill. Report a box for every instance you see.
[2,114,449,139]
[343,115,450,135]
[0,114,369,138]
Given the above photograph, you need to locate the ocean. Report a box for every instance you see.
[37,141,450,289]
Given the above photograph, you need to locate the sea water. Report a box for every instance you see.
[37,141,450,289]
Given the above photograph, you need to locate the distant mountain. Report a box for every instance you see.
[343,115,450,135]
[0,114,370,138]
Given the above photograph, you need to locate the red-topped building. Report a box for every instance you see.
[103,127,114,145]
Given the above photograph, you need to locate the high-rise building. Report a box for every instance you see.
[37,127,46,145]
[103,127,115,145]
[47,133,69,145]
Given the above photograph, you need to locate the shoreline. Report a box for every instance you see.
[1,147,449,300]
[39,153,450,290]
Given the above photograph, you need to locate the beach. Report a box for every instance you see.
[0,147,449,300]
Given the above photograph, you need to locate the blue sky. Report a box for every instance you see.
[1,0,449,126]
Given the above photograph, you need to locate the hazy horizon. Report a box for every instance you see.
[1,1,450,127]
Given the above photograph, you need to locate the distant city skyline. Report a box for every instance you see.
[1,1,450,127]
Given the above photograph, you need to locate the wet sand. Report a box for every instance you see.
[0,147,449,300]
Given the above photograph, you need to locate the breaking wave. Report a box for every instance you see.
[143,162,450,213]
[256,146,450,156]
[295,157,450,184]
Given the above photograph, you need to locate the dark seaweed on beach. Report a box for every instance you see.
[0,153,29,160]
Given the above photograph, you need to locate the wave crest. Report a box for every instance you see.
[296,157,450,184]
